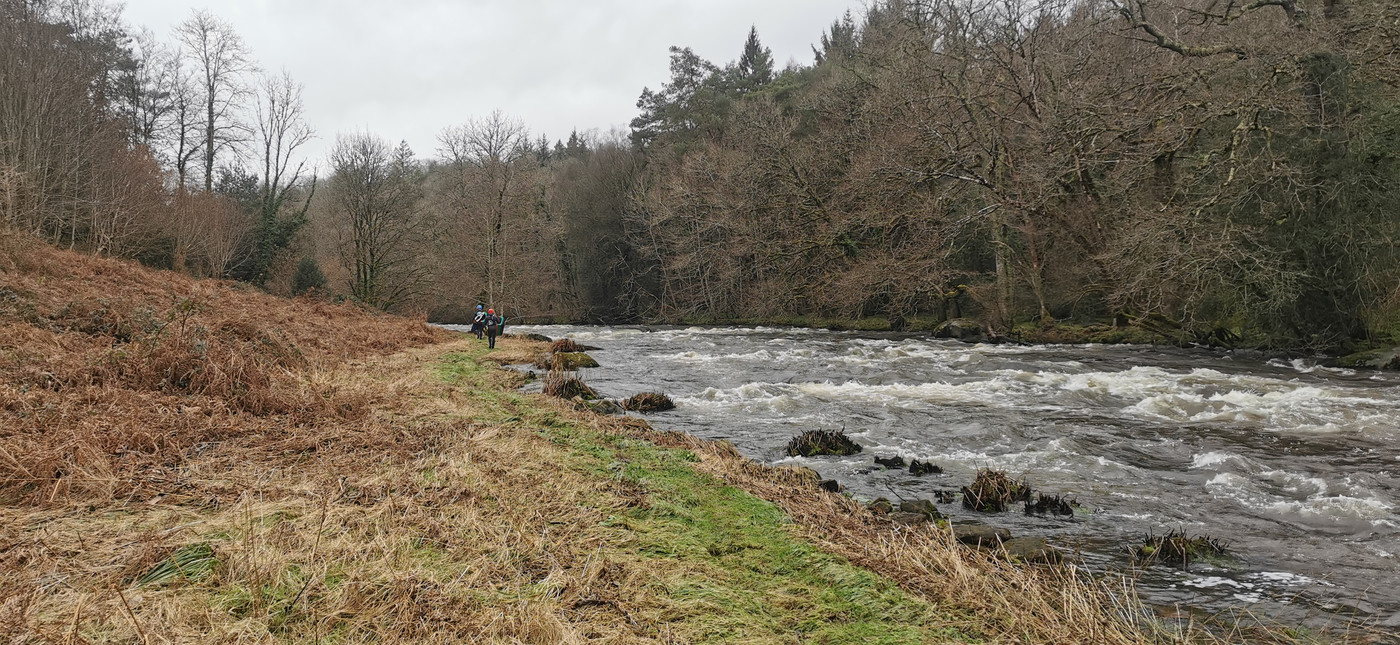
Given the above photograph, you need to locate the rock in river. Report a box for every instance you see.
[952,523,1010,547]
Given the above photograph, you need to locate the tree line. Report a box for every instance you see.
[5,0,1399,351]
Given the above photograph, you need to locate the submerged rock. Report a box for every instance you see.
[874,455,906,469]
[952,523,1010,547]
[908,459,941,476]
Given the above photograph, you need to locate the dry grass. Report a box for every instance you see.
[541,371,598,400]
[550,338,585,354]
[0,236,1370,643]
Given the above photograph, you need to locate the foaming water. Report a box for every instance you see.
[478,324,1400,628]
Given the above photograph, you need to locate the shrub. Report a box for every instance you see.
[291,256,327,295]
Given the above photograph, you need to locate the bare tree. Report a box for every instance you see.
[436,110,531,307]
[176,9,255,193]
[249,70,316,284]
[329,134,431,310]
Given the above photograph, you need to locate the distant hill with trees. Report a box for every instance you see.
[4,0,1398,351]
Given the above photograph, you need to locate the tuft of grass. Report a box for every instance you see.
[541,370,598,399]
[134,542,218,586]
[550,338,585,353]
[1134,529,1231,568]
[961,468,1032,512]
[785,429,862,457]
[621,391,675,413]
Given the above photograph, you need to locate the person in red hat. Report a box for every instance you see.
[484,308,503,348]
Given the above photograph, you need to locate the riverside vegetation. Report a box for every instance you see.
[5,234,1372,642]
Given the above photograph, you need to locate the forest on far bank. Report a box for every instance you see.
[4,0,1399,351]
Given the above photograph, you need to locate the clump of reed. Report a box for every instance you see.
[1134,529,1230,568]
[785,429,862,457]
[961,469,1031,512]
[621,392,675,413]
[1024,492,1075,517]
[550,338,586,353]
[541,371,598,399]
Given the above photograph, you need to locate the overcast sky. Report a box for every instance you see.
[118,0,866,166]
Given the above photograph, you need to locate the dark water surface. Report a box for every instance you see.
[455,324,1400,630]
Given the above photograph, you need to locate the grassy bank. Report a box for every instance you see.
[2,236,1346,642]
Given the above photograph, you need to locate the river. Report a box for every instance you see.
[462,324,1400,631]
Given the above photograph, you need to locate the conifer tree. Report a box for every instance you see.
[737,26,774,91]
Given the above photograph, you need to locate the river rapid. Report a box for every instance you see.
[470,324,1400,630]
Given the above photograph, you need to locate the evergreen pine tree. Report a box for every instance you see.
[291,256,327,295]
[737,26,774,91]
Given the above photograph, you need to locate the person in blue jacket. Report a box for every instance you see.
[470,304,486,339]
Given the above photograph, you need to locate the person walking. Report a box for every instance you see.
[485,308,502,348]
[470,304,486,339]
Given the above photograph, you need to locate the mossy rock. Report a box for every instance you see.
[550,352,600,370]
[900,499,943,520]
[868,498,894,514]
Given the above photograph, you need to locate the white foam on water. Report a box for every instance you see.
[1190,451,1249,470]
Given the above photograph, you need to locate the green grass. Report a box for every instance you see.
[437,350,970,644]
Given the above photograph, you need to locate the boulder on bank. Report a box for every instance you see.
[785,429,862,457]
[868,498,894,514]
[888,512,931,526]
[900,499,944,520]
[1000,537,1062,565]
[952,523,1011,547]
[933,318,987,342]
[577,398,624,415]
[818,479,843,493]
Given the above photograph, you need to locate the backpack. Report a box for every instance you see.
[485,315,500,334]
